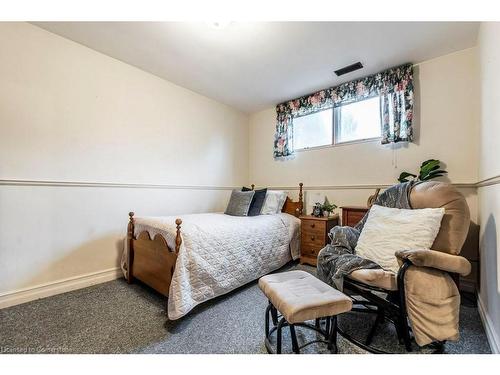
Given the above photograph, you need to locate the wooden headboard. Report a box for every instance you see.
[251,182,304,218]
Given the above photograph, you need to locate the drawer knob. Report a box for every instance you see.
[310,236,315,241]
[310,223,315,228]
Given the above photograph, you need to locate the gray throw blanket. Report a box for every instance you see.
[317,181,416,289]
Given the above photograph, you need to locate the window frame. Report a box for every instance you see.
[292,106,334,151]
[292,94,383,152]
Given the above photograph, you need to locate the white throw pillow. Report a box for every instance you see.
[260,191,288,215]
[355,205,445,274]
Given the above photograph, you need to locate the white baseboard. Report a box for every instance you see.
[0,267,122,310]
[477,294,500,354]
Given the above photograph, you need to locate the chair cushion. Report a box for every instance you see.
[347,269,398,291]
[258,270,352,324]
[410,181,470,255]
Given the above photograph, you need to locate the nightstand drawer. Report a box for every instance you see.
[301,242,324,257]
[301,231,327,247]
[301,220,327,236]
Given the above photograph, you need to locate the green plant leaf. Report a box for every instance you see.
[419,160,446,180]
[427,168,447,175]
[419,160,440,179]
[428,165,441,172]
[398,172,417,183]
[421,170,448,181]
[420,159,439,168]
[428,169,447,175]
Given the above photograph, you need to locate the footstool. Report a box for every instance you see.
[259,270,352,354]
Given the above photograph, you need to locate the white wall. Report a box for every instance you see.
[0,23,249,306]
[477,22,500,354]
[249,48,479,218]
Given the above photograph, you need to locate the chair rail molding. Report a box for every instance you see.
[266,182,478,191]
[0,178,238,190]
[1,178,480,191]
[476,174,500,188]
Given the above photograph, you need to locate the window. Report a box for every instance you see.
[334,96,382,144]
[293,108,333,150]
[292,96,382,150]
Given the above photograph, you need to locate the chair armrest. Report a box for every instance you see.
[395,249,471,276]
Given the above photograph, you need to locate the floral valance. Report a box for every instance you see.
[274,63,414,158]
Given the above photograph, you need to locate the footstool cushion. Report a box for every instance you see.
[259,270,352,324]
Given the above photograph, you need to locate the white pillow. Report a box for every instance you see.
[260,191,288,215]
[355,205,445,274]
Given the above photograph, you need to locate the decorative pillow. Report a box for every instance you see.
[242,187,268,216]
[355,204,445,274]
[224,190,255,216]
[260,190,288,215]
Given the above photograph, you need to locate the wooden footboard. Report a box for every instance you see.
[127,212,182,297]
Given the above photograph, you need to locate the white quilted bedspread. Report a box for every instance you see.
[124,213,300,320]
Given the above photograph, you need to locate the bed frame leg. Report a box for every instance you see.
[298,182,304,216]
[127,212,135,284]
[175,218,183,254]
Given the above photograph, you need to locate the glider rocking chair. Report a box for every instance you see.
[326,181,472,353]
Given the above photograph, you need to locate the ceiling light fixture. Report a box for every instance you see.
[207,21,231,30]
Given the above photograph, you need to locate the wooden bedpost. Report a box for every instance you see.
[251,184,255,190]
[175,218,183,254]
[127,212,135,284]
[298,182,304,216]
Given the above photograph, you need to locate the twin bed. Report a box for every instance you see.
[122,183,304,319]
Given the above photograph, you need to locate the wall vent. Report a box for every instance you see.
[334,62,363,76]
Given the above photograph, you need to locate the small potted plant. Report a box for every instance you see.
[322,197,337,217]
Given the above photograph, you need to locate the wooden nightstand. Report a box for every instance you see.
[341,206,369,227]
[300,215,339,266]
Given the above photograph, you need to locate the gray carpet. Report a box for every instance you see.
[0,263,491,354]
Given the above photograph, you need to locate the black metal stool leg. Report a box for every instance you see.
[276,317,286,354]
[327,316,338,353]
[325,316,331,336]
[265,303,272,338]
[270,303,278,326]
[315,318,321,331]
[289,324,300,354]
[263,303,344,354]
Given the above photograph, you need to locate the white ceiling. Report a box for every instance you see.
[33,22,479,113]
